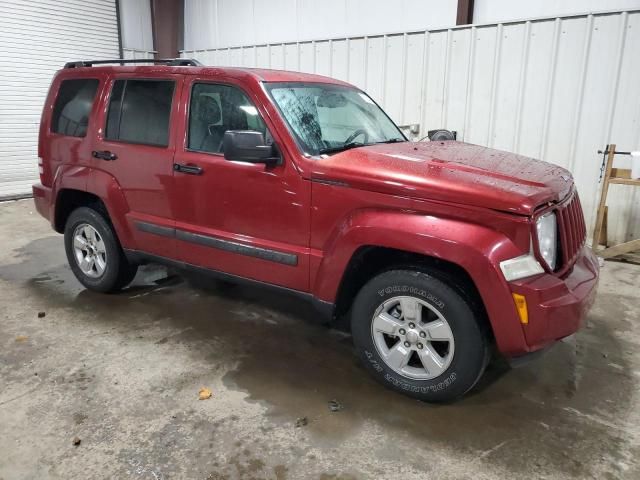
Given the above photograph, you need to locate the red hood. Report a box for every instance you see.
[309,141,573,215]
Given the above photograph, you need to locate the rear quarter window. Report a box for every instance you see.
[51,79,99,137]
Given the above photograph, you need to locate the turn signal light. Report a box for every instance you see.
[512,293,528,325]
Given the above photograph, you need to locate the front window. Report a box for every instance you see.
[188,83,267,154]
[265,83,405,156]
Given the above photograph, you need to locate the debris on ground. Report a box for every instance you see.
[72,437,81,446]
[15,335,28,342]
[198,387,213,400]
[38,311,46,318]
[328,400,343,412]
[295,417,308,427]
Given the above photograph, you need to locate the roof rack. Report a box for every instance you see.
[64,58,203,68]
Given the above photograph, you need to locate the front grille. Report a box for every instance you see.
[556,191,587,272]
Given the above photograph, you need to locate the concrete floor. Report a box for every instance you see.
[0,199,639,480]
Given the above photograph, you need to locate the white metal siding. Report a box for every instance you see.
[119,0,155,59]
[119,0,154,52]
[182,10,640,245]
[122,48,156,60]
[183,0,458,51]
[473,0,640,24]
[0,0,120,198]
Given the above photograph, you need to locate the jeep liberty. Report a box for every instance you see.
[33,58,599,402]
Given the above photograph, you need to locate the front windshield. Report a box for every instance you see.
[265,82,405,156]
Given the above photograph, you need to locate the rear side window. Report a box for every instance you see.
[51,79,99,137]
[106,79,175,147]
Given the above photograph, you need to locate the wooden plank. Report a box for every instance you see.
[611,168,631,179]
[592,145,616,251]
[617,252,640,264]
[609,178,640,186]
[599,239,640,258]
[599,206,608,247]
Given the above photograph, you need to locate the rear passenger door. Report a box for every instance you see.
[90,74,183,260]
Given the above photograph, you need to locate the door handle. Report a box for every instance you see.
[92,150,117,161]
[173,163,203,175]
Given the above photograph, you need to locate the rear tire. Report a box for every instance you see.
[351,269,489,402]
[64,206,137,293]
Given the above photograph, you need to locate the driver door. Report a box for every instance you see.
[171,77,311,291]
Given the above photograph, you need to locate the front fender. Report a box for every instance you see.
[312,209,528,356]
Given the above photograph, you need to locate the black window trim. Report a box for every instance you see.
[103,77,176,149]
[49,77,101,139]
[184,80,276,158]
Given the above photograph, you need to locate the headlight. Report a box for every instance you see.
[536,212,558,270]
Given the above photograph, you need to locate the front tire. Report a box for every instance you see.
[351,269,489,402]
[64,206,137,293]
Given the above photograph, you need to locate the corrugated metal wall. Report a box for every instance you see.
[473,0,640,24]
[0,0,121,199]
[122,48,156,60]
[120,0,156,59]
[0,0,156,199]
[182,10,640,245]
[183,0,458,51]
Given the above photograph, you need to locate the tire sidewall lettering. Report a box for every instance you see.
[377,285,445,311]
[364,349,457,393]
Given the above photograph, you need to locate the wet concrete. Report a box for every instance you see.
[1,198,639,479]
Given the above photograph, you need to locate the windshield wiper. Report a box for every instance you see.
[318,142,368,155]
[317,138,406,155]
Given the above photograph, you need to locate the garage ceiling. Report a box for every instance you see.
[0,0,120,199]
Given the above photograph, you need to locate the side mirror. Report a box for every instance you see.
[223,130,281,165]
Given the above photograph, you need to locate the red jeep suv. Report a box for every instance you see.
[33,58,599,402]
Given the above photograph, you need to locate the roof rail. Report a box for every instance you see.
[64,58,203,68]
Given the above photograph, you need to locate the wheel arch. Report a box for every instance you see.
[54,189,106,233]
[312,209,529,355]
[53,170,134,248]
[333,246,493,341]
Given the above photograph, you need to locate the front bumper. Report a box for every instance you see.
[32,183,53,223]
[508,246,599,355]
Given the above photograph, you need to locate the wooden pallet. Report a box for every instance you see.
[592,144,640,259]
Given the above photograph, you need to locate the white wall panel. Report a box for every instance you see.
[474,0,640,24]
[122,48,155,60]
[331,40,349,82]
[119,0,154,52]
[183,0,458,50]
[347,38,366,88]
[315,41,331,77]
[183,9,640,245]
[0,0,120,198]
[0,0,155,198]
